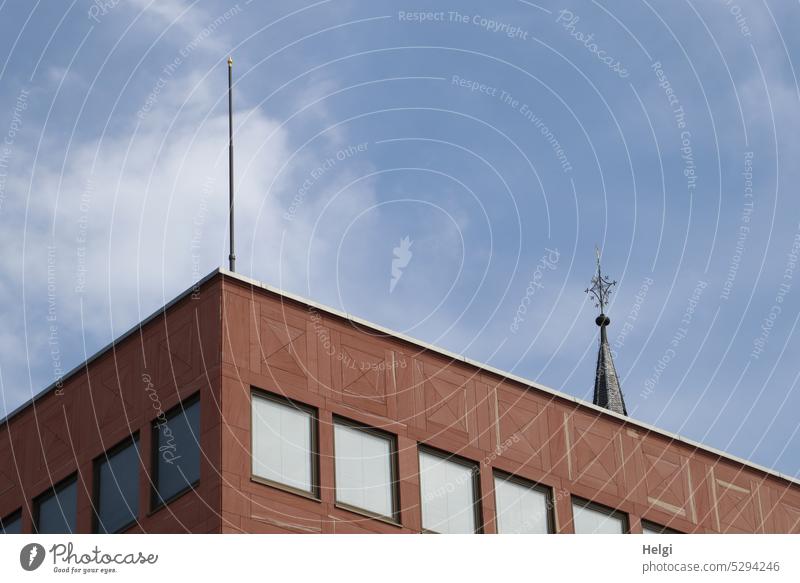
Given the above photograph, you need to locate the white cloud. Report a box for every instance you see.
[0,65,383,411]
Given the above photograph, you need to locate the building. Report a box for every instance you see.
[0,268,799,534]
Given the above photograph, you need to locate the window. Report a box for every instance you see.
[642,520,681,534]
[572,497,628,534]
[94,435,140,533]
[251,391,317,497]
[418,448,481,533]
[34,475,78,533]
[0,510,22,534]
[152,394,201,507]
[333,418,397,521]
[494,473,553,533]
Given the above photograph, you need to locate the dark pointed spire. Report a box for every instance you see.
[585,247,627,415]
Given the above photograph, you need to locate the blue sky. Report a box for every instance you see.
[1,0,799,477]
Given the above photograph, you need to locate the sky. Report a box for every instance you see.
[0,0,799,478]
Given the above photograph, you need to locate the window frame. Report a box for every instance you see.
[418,445,483,534]
[250,388,320,501]
[0,509,22,534]
[641,519,682,534]
[332,415,400,525]
[33,473,78,534]
[571,496,629,534]
[492,470,555,534]
[149,392,202,512]
[92,432,140,534]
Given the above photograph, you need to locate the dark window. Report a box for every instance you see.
[571,497,628,534]
[34,475,78,533]
[151,394,201,508]
[642,520,682,534]
[94,435,140,533]
[333,417,398,521]
[0,510,22,534]
[251,390,318,497]
[418,447,481,533]
[493,472,554,533]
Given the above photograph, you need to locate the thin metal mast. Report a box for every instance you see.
[227,56,236,272]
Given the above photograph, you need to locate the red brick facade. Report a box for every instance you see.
[1,270,799,533]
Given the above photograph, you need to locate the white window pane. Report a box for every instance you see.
[419,451,477,533]
[252,395,313,493]
[420,453,449,529]
[494,477,550,534]
[334,424,393,518]
[572,502,625,534]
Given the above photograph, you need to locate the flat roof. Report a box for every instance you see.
[2,267,798,489]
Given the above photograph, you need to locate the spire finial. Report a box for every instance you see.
[585,245,616,325]
[585,247,627,415]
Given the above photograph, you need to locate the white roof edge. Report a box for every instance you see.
[220,268,800,489]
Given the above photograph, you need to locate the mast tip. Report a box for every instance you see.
[227,56,233,66]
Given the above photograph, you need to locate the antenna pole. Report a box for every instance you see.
[227,56,236,272]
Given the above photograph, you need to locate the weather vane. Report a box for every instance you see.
[585,246,616,324]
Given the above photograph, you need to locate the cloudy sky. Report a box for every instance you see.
[0,0,799,477]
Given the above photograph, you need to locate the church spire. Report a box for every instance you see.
[585,247,627,415]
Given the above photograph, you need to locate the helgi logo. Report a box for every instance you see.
[20,543,46,571]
